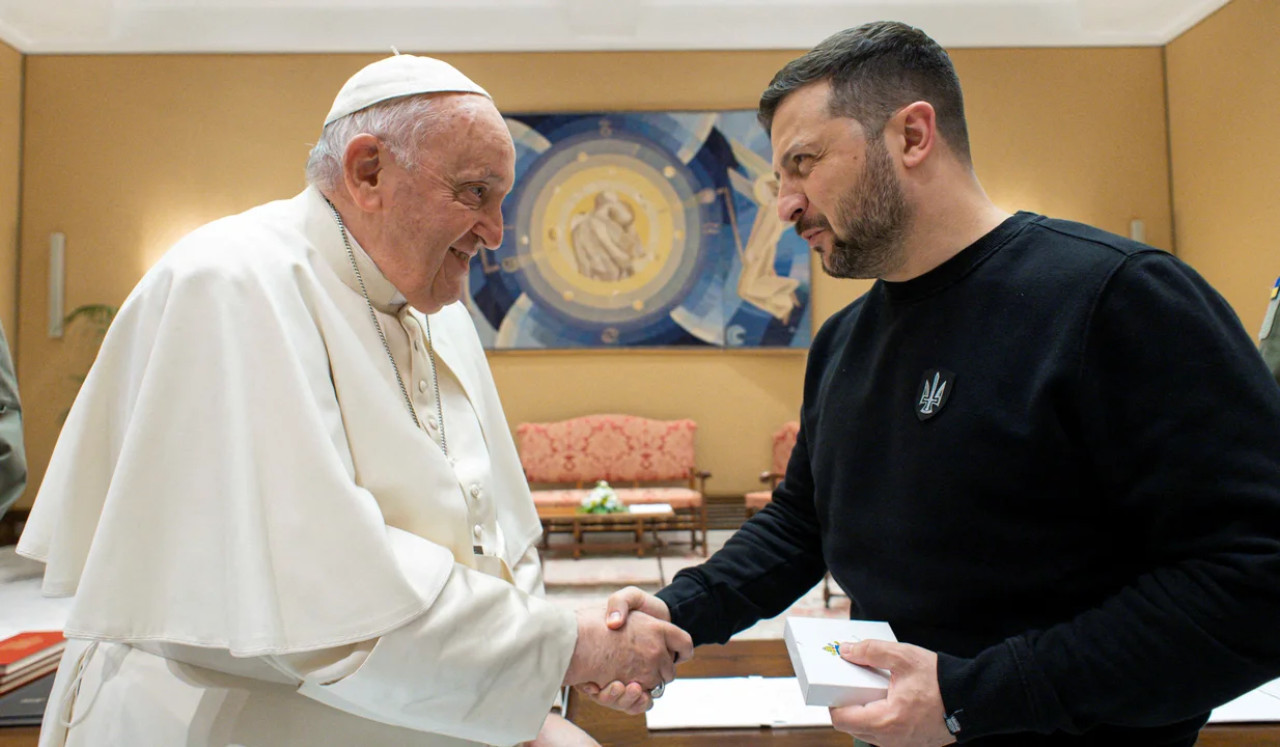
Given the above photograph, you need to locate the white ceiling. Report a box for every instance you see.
[0,0,1231,55]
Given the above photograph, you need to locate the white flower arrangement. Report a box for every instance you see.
[580,480,625,514]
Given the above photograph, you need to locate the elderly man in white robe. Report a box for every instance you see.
[17,55,692,747]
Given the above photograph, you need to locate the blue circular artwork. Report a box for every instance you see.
[466,111,811,349]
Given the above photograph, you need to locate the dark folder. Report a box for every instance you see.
[0,671,54,727]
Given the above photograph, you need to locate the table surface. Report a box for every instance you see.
[565,639,1280,747]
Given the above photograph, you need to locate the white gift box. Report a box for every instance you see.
[783,617,898,708]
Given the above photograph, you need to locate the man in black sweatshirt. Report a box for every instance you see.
[584,20,1280,747]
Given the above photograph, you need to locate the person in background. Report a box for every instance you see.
[1261,277,1280,384]
[17,55,690,747]
[593,21,1280,747]
[0,320,25,520]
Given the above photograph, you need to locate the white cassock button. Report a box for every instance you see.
[469,484,482,499]
[418,380,428,393]
[427,415,438,430]
[473,524,483,540]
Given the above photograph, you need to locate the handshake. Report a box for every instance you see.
[561,586,689,715]
[557,587,955,747]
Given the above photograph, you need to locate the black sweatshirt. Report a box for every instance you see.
[657,212,1280,745]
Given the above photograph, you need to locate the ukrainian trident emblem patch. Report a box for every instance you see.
[915,368,954,421]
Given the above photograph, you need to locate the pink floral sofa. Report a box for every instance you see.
[744,421,800,515]
[741,421,842,606]
[517,414,711,555]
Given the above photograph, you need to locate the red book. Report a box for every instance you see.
[0,632,65,676]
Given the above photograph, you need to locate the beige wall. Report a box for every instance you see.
[0,42,18,350]
[1167,0,1280,333]
[14,47,1171,507]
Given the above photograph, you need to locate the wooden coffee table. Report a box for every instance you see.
[537,505,675,559]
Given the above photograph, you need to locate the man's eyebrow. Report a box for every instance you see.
[773,141,811,178]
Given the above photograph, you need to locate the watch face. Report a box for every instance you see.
[945,709,964,736]
[467,111,812,350]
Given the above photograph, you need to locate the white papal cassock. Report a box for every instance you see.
[17,185,577,746]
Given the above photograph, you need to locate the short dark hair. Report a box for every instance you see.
[759,21,971,163]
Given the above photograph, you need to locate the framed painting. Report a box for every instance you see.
[465,111,811,349]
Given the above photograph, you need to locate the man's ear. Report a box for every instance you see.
[341,133,387,212]
[893,101,936,169]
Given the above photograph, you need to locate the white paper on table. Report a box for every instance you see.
[645,676,833,730]
[762,677,835,727]
[1209,678,1280,723]
[628,503,674,515]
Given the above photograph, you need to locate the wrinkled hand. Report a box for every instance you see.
[522,711,600,747]
[577,586,687,715]
[828,639,954,747]
[563,600,692,695]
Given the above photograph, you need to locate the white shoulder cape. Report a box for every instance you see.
[18,189,543,656]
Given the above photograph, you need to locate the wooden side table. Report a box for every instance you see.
[537,505,675,559]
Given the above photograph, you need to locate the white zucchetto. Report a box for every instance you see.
[324,54,491,126]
